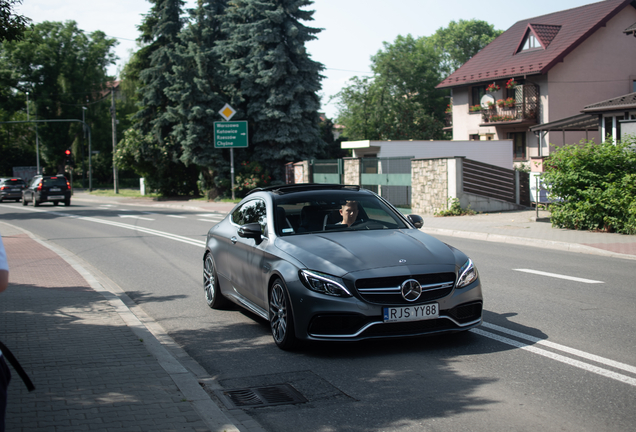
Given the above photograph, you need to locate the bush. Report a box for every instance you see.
[435,198,476,217]
[541,137,636,234]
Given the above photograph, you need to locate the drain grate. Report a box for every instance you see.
[215,384,308,409]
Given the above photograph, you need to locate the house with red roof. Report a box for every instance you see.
[437,0,636,172]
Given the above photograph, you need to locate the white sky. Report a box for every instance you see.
[18,0,590,118]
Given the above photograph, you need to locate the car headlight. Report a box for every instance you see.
[456,258,478,288]
[299,270,351,297]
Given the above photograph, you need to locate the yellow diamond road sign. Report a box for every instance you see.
[219,103,236,121]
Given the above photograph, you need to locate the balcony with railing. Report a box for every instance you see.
[480,83,540,126]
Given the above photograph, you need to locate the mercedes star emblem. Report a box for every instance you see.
[401,279,422,302]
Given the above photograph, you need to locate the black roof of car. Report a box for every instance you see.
[246,184,361,196]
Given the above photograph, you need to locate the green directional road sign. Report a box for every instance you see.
[214,121,248,148]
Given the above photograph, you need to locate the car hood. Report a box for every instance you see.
[274,229,456,276]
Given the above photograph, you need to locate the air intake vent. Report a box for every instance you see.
[215,384,307,409]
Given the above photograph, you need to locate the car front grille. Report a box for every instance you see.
[355,272,456,305]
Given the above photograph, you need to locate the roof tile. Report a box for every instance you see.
[437,0,634,89]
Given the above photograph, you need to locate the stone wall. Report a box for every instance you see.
[343,158,360,185]
[411,158,449,215]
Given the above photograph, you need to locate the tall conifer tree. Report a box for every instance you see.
[217,0,325,180]
[165,0,231,196]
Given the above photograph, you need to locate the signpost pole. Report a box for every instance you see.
[230,148,235,200]
[216,104,247,201]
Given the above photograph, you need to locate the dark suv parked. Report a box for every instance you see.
[22,175,71,206]
[0,178,27,202]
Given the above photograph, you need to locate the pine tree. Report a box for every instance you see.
[127,0,200,195]
[165,0,232,197]
[217,0,326,181]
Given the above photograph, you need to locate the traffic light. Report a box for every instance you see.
[64,149,72,166]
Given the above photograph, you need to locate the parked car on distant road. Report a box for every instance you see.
[203,184,483,350]
[0,178,26,202]
[22,175,71,206]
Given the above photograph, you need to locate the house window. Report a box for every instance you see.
[633,80,636,92]
[509,132,526,160]
[604,116,613,140]
[521,34,540,51]
[471,85,486,108]
[469,134,480,141]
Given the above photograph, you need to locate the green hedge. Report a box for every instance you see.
[541,137,636,234]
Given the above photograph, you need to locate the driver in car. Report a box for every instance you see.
[338,200,359,227]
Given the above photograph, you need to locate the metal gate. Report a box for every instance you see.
[311,159,343,184]
[360,157,412,208]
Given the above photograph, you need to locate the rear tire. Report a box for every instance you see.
[269,278,297,350]
[203,253,229,309]
[64,198,71,206]
[33,196,39,206]
[22,197,27,206]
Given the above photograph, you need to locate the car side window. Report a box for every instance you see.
[231,199,267,232]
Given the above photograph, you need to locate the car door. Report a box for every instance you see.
[227,198,268,306]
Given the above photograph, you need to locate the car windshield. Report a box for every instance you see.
[274,192,409,236]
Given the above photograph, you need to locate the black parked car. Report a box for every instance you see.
[22,175,71,206]
[0,178,26,202]
[203,184,483,350]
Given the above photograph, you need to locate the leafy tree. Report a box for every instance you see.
[0,20,117,176]
[336,34,446,141]
[429,19,503,78]
[165,0,232,197]
[542,138,636,234]
[217,0,326,181]
[334,20,501,142]
[0,0,30,42]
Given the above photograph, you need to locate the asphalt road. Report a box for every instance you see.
[1,199,635,432]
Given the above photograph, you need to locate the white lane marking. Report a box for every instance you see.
[198,218,222,223]
[197,213,222,218]
[167,215,187,218]
[473,328,636,387]
[482,322,636,375]
[16,206,205,247]
[513,268,603,284]
[119,215,154,221]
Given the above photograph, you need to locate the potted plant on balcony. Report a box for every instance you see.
[445,103,452,114]
[505,97,516,108]
[506,78,518,89]
[469,105,481,112]
[486,83,500,93]
[487,100,496,110]
[496,99,506,108]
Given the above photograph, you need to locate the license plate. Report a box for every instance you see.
[383,303,439,323]
[50,188,61,192]
[48,195,64,200]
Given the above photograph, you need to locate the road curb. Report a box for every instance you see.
[421,227,636,261]
[0,221,243,432]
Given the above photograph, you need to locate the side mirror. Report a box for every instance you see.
[238,223,263,240]
[407,214,423,229]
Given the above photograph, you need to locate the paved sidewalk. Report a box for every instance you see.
[0,222,255,432]
[73,191,636,260]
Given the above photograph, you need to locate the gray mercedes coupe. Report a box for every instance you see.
[203,184,483,350]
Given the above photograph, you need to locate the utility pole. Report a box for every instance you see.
[26,91,41,174]
[82,106,88,189]
[111,87,119,194]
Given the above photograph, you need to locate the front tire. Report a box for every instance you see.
[269,278,297,350]
[203,253,229,309]
[64,198,70,206]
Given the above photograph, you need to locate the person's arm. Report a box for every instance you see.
[0,235,8,292]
